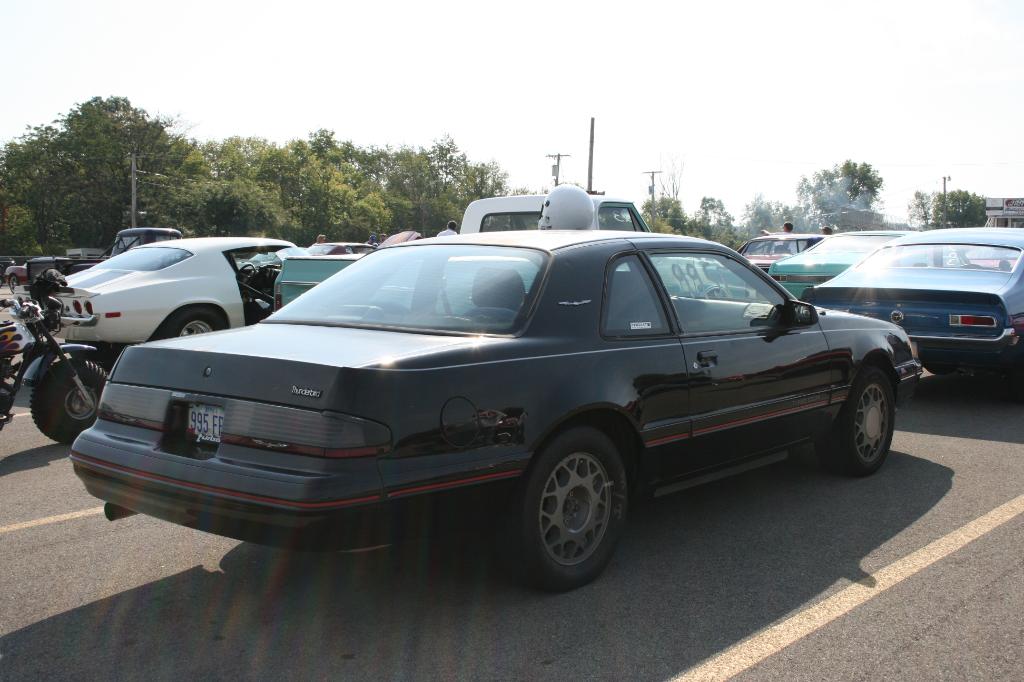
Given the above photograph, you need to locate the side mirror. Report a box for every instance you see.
[784,300,818,326]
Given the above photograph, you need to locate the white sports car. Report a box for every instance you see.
[58,237,295,346]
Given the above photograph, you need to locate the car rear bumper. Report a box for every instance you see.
[71,450,390,549]
[910,328,1018,351]
[911,328,1022,369]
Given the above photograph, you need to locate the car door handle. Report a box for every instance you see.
[696,350,718,368]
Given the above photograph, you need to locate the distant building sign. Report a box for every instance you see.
[986,198,1024,227]
[1003,198,1024,214]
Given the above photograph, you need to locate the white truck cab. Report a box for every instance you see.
[460,194,651,233]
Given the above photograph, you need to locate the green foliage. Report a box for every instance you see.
[742,194,808,232]
[797,160,883,227]
[0,205,46,255]
[930,189,986,228]
[908,190,934,228]
[641,196,687,234]
[1,98,511,253]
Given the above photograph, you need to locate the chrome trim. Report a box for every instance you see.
[910,328,1018,349]
[60,314,98,327]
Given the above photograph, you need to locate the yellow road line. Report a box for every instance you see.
[0,506,105,535]
[676,493,1024,682]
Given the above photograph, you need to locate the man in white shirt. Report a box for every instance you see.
[437,221,458,237]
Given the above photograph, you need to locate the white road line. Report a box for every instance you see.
[675,494,1024,682]
[0,506,105,535]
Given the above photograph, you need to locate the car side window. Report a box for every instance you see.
[602,255,670,337]
[648,252,784,334]
[598,206,639,231]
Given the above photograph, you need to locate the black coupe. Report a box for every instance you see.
[71,231,921,591]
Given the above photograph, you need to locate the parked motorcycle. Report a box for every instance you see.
[0,269,107,443]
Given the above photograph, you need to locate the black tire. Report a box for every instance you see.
[507,426,628,592]
[924,364,956,376]
[7,275,19,293]
[30,359,106,444]
[152,306,226,340]
[819,366,895,477]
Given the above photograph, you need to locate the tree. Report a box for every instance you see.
[641,196,686,234]
[797,160,883,228]
[931,190,986,228]
[907,191,934,228]
[1,98,515,253]
[742,194,807,234]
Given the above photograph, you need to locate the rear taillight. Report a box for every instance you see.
[84,301,93,315]
[949,314,996,327]
[72,300,82,314]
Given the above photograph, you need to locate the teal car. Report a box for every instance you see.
[769,231,911,298]
[274,254,362,309]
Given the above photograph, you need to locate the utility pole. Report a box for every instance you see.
[941,175,951,228]
[547,153,570,186]
[130,152,138,228]
[643,170,662,226]
[587,118,595,193]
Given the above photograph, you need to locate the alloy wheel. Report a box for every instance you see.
[180,320,213,336]
[853,383,888,463]
[538,451,611,566]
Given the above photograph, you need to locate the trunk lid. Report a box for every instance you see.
[809,277,1009,339]
[112,322,506,411]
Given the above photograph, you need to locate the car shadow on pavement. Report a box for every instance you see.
[0,451,952,681]
[897,373,1023,444]
[0,443,68,477]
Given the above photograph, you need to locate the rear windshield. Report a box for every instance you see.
[480,212,543,232]
[268,244,548,335]
[97,247,192,271]
[742,239,809,257]
[857,243,1022,272]
[805,234,899,254]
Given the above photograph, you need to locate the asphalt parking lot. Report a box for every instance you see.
[1,373,1022,681]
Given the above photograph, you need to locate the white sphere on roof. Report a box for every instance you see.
[538,185,594,230]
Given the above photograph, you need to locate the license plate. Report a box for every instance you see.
[187,403,224,444]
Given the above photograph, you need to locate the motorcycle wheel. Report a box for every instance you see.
[30,359,107,444]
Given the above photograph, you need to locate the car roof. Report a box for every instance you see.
[466,194,636,209]
[886,228,1024,248]
[747,233,823,241]
[402,230,717,252]
[136,237,295,253]
[287,254,362,261]
[826,230,913,237]
[322,242,369,247]
[117,227,182,236]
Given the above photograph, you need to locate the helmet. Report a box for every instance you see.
[538,185,594,230]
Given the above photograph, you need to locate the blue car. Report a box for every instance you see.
[803,228,1024,400]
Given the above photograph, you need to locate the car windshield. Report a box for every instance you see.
[307,244,341,255]
[743,239,799,256]
[269,244,548,335]
[857,243,1022,272]
[276,246,309,259]
[96,247,193,271]
[805,234,898,254]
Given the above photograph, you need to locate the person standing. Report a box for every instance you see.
[437,220,458,237]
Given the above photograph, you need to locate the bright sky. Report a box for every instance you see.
[2,0,1022,223]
